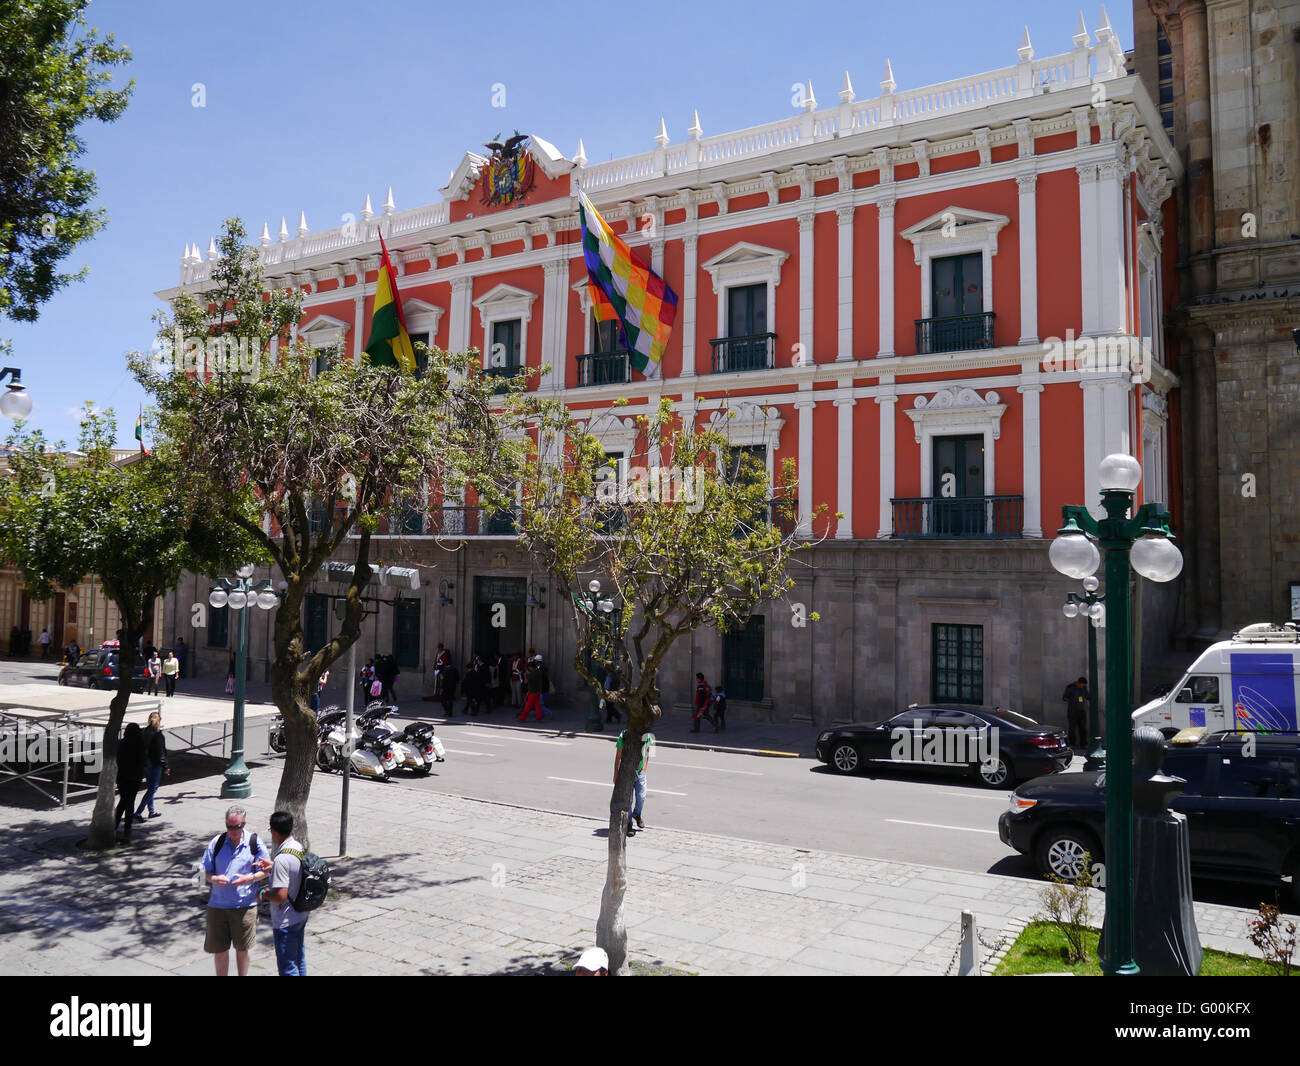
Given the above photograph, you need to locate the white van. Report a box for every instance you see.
[1132,623,1300,736]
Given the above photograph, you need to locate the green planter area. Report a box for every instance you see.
[994,922,1291,976]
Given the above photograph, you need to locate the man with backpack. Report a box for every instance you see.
[256,810,320,976]
[202,805,272,976]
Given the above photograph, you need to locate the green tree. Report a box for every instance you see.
[0,0,132,321]
[0,407,257,850]
[134,218,527,845]
[518,399,826,974]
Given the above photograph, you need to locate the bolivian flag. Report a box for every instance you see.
[365,234,416,373]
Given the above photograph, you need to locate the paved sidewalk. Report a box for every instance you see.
[0,760,1267,976]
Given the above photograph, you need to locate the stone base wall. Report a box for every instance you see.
[161,536,1187,732]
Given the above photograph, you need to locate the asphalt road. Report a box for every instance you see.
[393,717,1027,874]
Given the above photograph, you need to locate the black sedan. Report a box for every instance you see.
[815,706,1072,788]
[58,647,147,693]
[1000,731,1300,901]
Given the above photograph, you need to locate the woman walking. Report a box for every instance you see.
[134,711,169,821]
[146,651,162,696]
[692,672,714,733]
[162,649,179,697]
[114,723,147,843]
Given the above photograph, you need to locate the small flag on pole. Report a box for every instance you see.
[364,234,417,374]
[577,189,677,379]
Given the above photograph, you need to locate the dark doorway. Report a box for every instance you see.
[932,434,986,537]
[473,577,526,662]
[723,615,765,702]
[394,600,421,669]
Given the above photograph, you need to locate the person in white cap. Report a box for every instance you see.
[575,947,608,976]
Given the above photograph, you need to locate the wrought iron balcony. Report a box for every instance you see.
[891,495,1024,539]
[914,312,995,355]
[483,363,524,392]
[576,350,629,387]
[709,332,776,374]
[424,505,520,537]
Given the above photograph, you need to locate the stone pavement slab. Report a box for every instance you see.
[0,760,1271,976]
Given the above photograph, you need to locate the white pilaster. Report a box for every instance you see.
[1077,165,1101,335]
[1017,379,1044,537]
[449,277,473,354]
[681,233,697,378]
[798,213,815,361]
[795,397,815,537]
[877,197,895,357]
[1016,173,1039,345]
[834,397,855,538]
[541,260,567,389]
[1096,158,1127,335]
[876,388,897,536]
[1081,380,1104,518]
[836,204,855,361]
[353,292,365,361]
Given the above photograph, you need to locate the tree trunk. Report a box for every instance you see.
[271,661,316,850]
[86,634,140,850]
[597,697,653,975]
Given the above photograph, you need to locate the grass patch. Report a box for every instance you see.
[994,922,1285,976]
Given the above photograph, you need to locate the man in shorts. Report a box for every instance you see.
[202,804,272,976]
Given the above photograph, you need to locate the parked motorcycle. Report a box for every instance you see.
[315,706,398,781]
[359,703,445,774]
[268,714,287,753]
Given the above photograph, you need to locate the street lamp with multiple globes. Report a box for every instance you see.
[578,579,617,731]
[1063,575,1106,771]
[1049,453,1183,977]
[209,564,282,798]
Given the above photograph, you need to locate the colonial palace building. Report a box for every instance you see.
[159,15,1184,727]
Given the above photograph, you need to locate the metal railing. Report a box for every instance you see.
[914,312,996,355]
[576,350,629,387]
[891,495,1024,538]
[425,506,520,537]
[709,332,776,374]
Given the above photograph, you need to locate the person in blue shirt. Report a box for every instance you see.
[202,804,272,976]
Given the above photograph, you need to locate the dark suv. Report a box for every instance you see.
[58,646,147,693]
[999,731,1300,902]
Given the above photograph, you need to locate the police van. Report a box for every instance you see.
[1132,623,1300,736]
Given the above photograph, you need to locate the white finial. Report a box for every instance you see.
[881,59,896,94]
[297,211,308,237]
[655,117,669,148]
[258,222,270,246]
[206,237,219,260]
[1073,11,1091,47]
[361,195,374,221]
[687,109,702,139]
[383,186,395,215]
[1096,5,1114,41]
[189,242,200,264]
[181,243,191,264]
[839,71,855,103]
[802,80,817,112]
[573,138,587,166]
[1018,25,1034,61]
[278,216,289,242]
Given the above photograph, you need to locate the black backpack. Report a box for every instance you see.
[278,846,331,912]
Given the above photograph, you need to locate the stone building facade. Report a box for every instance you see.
[1134,0,1300,646]
[160,16,1185,728]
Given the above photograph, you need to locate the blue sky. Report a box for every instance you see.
[7,0,1133,448]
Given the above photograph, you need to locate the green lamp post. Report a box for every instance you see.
[1049,453,1184,977]
[210,564,282,799]
[577,579,617,732]
[1064,576,1106,771]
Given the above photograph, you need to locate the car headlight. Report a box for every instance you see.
[818,732,833,743]
[1008,793,1037,812]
